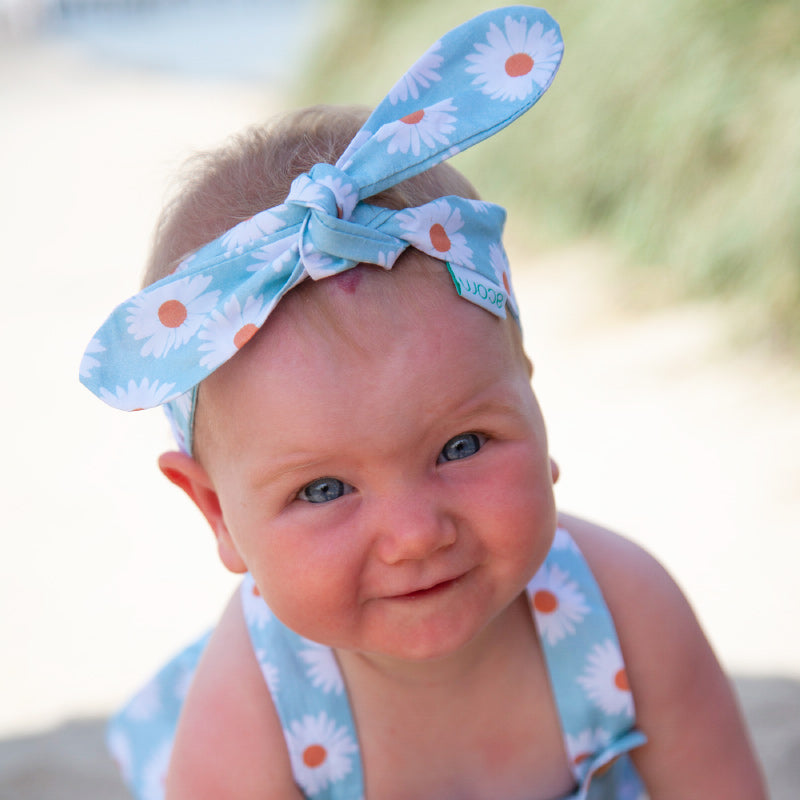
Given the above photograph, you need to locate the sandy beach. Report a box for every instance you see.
[1,24,798,798]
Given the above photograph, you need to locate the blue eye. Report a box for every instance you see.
[298,477,353,504]
[439,433,484,463]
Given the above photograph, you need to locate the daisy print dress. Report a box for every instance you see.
[107,527,648,800]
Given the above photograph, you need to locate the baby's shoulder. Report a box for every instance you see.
[555,516,766,796]
[165,591,302,800]
[557,513,679,611]
[556,512,695,664]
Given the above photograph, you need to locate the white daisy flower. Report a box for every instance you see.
[285,712,358,797]
[80,337,105,378]
[140,739,172,800]
[552,526,580,552]
[472,200,495,214]
[241,576,273,629]
[376,248,403,268]
[300,238,336,277]
[375,98,457,156]
[173,253,195,273]
[388,39,443,104]
[299,641,344,695]
[564,727,611,777]
[396,199,474,266]
[164,388,194,444]
[197,294,269,370]
[221,209,285,252]
[169,387,194,421]
[321,175,359,220]
[173,661,197,701]
[529,563,590,645]
[248,234,298,274]
[125,679,161,721]
[99,378,177,411]
[163,399,190,454]
[577,639,634,717]
[466,15,563,101]
[107,727,134,785]
[257,654,280,696]
[126,274,219,359]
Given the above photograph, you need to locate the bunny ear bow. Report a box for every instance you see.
[80,6,563,451]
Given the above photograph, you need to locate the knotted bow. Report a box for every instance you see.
[80,6,564,453]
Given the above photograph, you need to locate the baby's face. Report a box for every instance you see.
[198,254,556,663]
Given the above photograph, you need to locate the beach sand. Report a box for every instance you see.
[2,678,797,798]
[1,30,798,798]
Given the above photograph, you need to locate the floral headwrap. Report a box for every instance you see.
[80,6,564,453]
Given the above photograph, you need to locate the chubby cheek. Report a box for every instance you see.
[478,446,557,574]
[242,527,365,646]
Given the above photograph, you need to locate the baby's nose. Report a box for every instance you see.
[371,489,457,565]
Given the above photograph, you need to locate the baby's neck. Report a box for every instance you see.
[335,593,573,800]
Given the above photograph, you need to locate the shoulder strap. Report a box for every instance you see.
[527,527,647,788]
[241,575,365,800]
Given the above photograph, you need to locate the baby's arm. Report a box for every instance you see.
[165,590,303,800]
[564,514,767,798]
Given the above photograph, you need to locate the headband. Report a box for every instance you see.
[79,6,563,454]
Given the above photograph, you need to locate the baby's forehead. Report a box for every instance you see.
[266,254,526,370]
[194,253,530,461]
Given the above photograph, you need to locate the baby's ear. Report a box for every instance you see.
[158,451,248,575]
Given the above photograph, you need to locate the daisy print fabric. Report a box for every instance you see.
[106,634,209,800]
[465,11,564,101]
[528,527,649,799]
[79,6,563,454]
[239,574,365,799]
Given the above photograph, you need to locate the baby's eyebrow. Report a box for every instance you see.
[248,454,333,492]
[446,385,529,423]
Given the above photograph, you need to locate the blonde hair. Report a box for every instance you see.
[143,104,480,287]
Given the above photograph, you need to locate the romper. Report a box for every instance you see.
[108,527,649,800]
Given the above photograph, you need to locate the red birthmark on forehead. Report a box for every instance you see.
[332,270,363,294]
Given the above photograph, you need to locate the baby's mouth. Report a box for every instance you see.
[390,574,464,601]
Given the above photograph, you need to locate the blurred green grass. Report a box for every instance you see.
[299,0,800,349]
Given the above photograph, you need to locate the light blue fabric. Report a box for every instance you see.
[79,5,564,454]
[107,527,648,799]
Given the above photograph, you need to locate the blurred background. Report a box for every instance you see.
[1,0,798,797]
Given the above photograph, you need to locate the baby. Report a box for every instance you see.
[81,7,765,800]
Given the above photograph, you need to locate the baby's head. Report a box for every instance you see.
[81,5,566,654]
[170,245,557,661]
[143,105,531,461]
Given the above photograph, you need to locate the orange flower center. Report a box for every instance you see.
[401,109,425,125]
[505,52,534,77]
[429,223,451,252]
[233,323,259,350]
[302,744,327,768]
[158,299,187,328]
[533,589,558,614]
[614,668,629,692]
